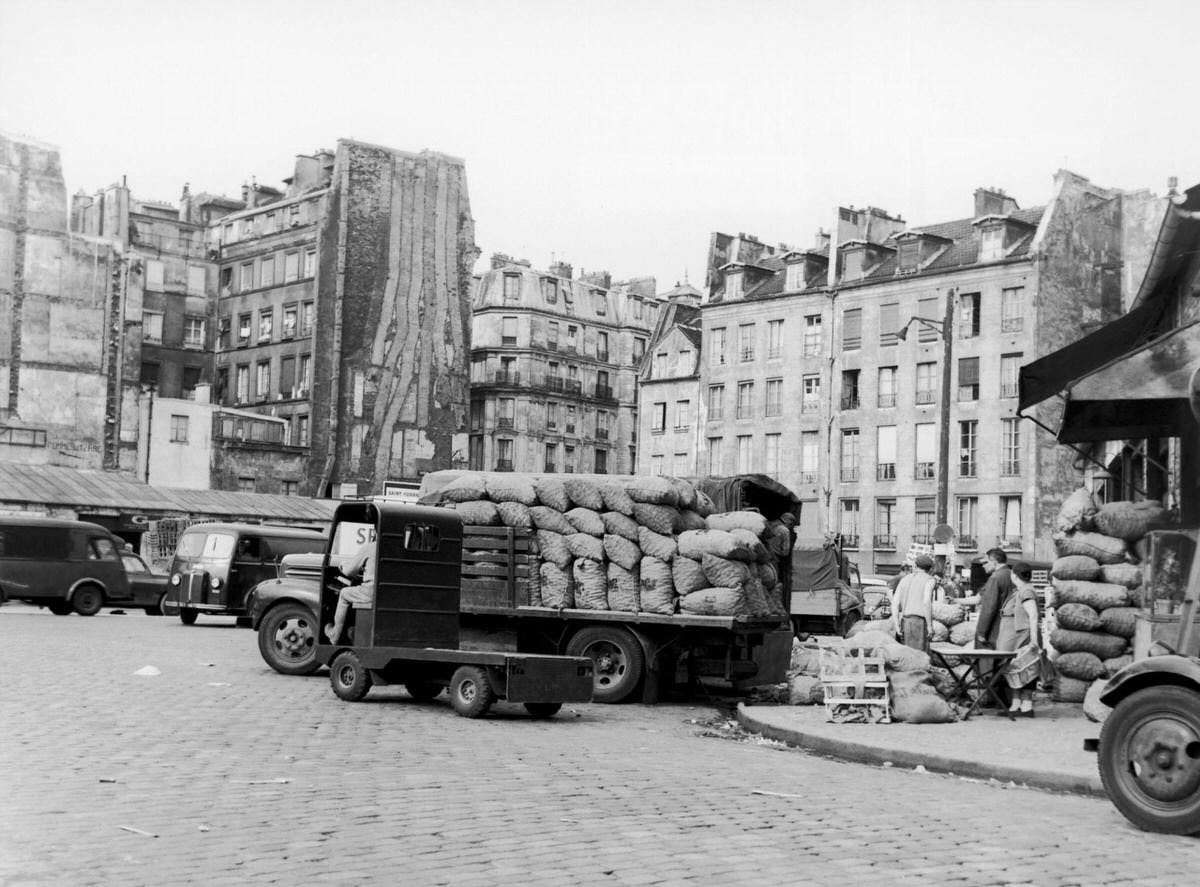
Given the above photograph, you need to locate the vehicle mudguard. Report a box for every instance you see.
[1100,655,1200,707]
[246,576,320,629]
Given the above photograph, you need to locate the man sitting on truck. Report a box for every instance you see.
[324,539,377,646]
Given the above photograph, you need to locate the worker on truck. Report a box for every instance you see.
[325,539,377,646]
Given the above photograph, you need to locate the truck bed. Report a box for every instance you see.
[460,602,785,631]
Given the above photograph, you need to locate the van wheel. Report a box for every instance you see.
[144,592,167,617]
[48,601,73,616]
[524,702,563,718]
[449,666,495,718]
[330,651,372,702]
[73,585,104,617]
[180,608,198,625]
[566,626,645,703]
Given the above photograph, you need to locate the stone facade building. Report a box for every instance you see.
[469,256,660,475]
[637,284,703,476]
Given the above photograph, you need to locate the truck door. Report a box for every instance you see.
[374,504,462,649]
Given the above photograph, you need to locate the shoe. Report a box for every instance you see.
[997,709,1019,716]
[1019,709,1035,718]
[324,624,338,644]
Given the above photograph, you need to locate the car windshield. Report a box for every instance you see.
[122,554,148,573]
[177,531,236,562]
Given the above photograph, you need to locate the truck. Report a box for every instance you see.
[787,534,865,637]
[249,473,794,703]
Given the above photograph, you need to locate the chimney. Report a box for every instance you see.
[549,260,573,280]
[974,187,1019,217]
[813,228,831,251]
[241,182,250,204]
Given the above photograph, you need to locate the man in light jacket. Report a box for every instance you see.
[892,554,936,652]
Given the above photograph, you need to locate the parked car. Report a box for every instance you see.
[0,516,133,615]
[247,552,349,675]
[120,552,170,615]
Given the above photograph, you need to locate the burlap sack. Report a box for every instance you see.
[788,674,825,706]
[677,529,750,561]
[1093,500,1167,542]
[889,669,957,724]
[1083,678,1112,724]
[639,556,675,614]
[524,554,543,606]
[530,506,574,535]
[565,532,604,562]
[701,553,752,589]
[1055,602,1102,632]
[1053,579,1129,611]
[535,530,573,569]
[731,528,769,562]
[1050,628,1129,660]
[672,556,708,596]
[599,482,636,517]
[742,574,772,616]
[565,507,605,537]
[707,511,769,537]
[625,475,679,506]
[949,622,975,646]
[679,587,747,616]
[1099,606,1139,639]
[1053,531,1126,565]
[930,620,950,643]
[676,509,707,532]
[1053,674,1090,703]
[1103,654,1133,677]
[601,511,640,542]
[1052,555,1101,581]
[606,562,640,613]
[486,474,537,506]
[533,476,571,512]
[637,526,677,562]
[495,501,533,530]
[453,500,500,526]
[692,489,716,517]
[847,619,892,639]
[668,477,698,511]
[540,562,575,608]
[603,534,642,571]
[441,473,490,503]
[1056,487,1097,534]
[631,503,680,536]
[1055,651,1105,681]
[931,601,966,627]
[573,558,608,610]
[764,583,787,617]
[1099,563,1143,590]
[789,641,822,677]
[563,477,604,511]
[757,562,778,588]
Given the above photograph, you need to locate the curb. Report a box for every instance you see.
[736,703,1106,798]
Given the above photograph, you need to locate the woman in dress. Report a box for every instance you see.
[997,561,1041,717]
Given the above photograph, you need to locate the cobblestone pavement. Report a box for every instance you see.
[0,606,1195,886]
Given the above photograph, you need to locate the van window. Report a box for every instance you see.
[178,531,237,560]
[0,527,70,559]
[404,524,440,552]
[236,537,263,561]
[88,537,119,561]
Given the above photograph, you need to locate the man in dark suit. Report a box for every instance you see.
[974,548,1014,708]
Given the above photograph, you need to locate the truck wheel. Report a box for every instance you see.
[405,680,442,702]
[144,592,167,617]
[48,601,73,616]
[566,626,645,703]
[179,608,198,625]
[1099,684,1200,834]
[330,651,372,702]
[449,666,495,718]
[258,603,321,675]
[524,702,563,718]
[73,585,104,617]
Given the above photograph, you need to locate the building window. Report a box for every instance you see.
[496,438,514,472]
[802,375,821,413]
[296,414,309,447]
[169,414,189,443]
[1001,286,1024,332]
[959,420,978,477]
[596,409,610,440]
[875,500,897,549]
[264,212,277,234]
[597,331,609,363]
[180,316,203,349]
[145,260,164,292]
[544,401,558,430]
[256,361,271,399]
[468,401,484,431]
[914,497,936,544]
[915,422,936,480]
[960,292,981,339]
[1002,417,1021,476]
[736,381,754,419]
[916,362,936,404]
[235,365,250,403]
[649,454,664,475]
[563,444,576,472]
[672,452,688,476]
[237,313,252,345]
[726,271,743,300]
[284,251,300,283]
[879,303,900,347]
[280,356,296,396]
[289,204,301,226]
[800,432,818,484]
[497,398,515,429]
[500,356,517,384]
[298,354,311,394]
[710,327,727,366]
[958,356,980,401]
[502,274,521,304]
[218,315,231,350]
[141,362,160,388]
[304,249,316,278]
[300,301,315,335]
[1000,496,1022,550]
[282,305,298,338]
[259,309,273,342]
[181,366,201,398]
[876,425,896,481]
[256,257,273,289]
[651,402,666,433]
[840,429,860,482]
[803,314,822,357]
[143,312,163,343]
[282,480,299,497]
[593,447,610,474]
[633,337,646,366]
[764,433,781,475]
[593,291,607,316]
[542,442,558,473]
[877,366,897,407]
[566,405,577,433]
[840,500,860,548]
[840,370,860,410]
[737,435,753,473]
[540,277,557,303]
[674,400,691,431]
[739,324,755,362]
[238,477,256,493]
[785,261,805,292]
[917,298,940,343]
[707,437,722,475]
[240,262,254,291]
[708,384,724,421]
[566,325,579,353]
[468,436,484,471]
[545,321,559,352]
[767,319,783,358]
[501,316,518,346]
[1001,353,1022,398]
[765,378,783,417]
[956,496,979,550]
[842,308,862,351]
[980,225,1004,261]
[562,287,575,314]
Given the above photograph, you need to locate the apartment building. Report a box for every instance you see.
[695,172,1163,571]
[469,256,659,475]
[637,284,703,477]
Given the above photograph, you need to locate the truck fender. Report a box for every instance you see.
[68,577,108,600]
[1100,656,1200,708]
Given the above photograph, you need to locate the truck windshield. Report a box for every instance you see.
[177,531,236,561]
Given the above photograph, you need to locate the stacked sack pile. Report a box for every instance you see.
[1049,488,1164,711]
[432,472,790,618]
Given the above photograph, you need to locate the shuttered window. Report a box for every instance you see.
[842,308,862,351]
[879,303,900,346]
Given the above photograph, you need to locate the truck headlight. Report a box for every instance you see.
[170,574,180,586]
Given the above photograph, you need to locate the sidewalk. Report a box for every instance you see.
[738,697,1106,797]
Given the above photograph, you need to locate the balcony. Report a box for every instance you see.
[955,535,978,551]
[799,471,818,484]
[673,424,690,433]
[840,467,859,482]
[912,533,934,545]
[497,417,514,429]
[596,428,609,440]
[493,370,521,385]
[915,390,935,405]
[877,393,896,408]
[494,459,514,472]
[566,380,583,395]
[594,383,614,400]
[596,350,609,363]
[547,341,558,351]
[1000,535,1022,552]
[915,461,935,480]
[877,463,896,481]
[740,348,755,362]
[873,534,897,550]
[840,394,860,410]
[841,534,860,549]
[543,376,564,392]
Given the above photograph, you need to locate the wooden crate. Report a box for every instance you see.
[460,525,536,609]
[817,639,891,724]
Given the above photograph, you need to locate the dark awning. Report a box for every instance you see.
[1018,297,1171,412]
[1049,322,1200,443]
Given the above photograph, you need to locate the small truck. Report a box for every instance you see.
[314,500,593,718]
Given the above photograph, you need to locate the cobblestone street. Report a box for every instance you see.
[1,607,1195,886]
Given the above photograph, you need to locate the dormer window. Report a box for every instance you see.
[980,225,1005,261]
[725,269,743,300]
[785,260,805,292]
[897,239,920,273]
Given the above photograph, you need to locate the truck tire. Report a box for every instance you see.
[258,603,321,676]
[524,702,563,718]
[179,608,198,625]
[144,592,167,617]
[1098,684,1200,834]
[330,651,372,702]
[449,666,495,718]
[566,626,645,703]
[72,585,104,617]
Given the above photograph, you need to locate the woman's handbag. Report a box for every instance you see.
[1005,644,1041,689]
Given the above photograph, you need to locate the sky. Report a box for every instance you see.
[2,0,1198,291]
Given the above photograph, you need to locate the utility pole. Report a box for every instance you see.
[936,288,955,528]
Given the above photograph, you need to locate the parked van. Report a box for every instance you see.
[0,516,132,615]
[166,523,326,625]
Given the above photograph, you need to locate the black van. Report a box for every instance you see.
[166,523,326,625]
[0,516,132,615]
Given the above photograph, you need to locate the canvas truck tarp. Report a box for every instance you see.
[790,543,842,592]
